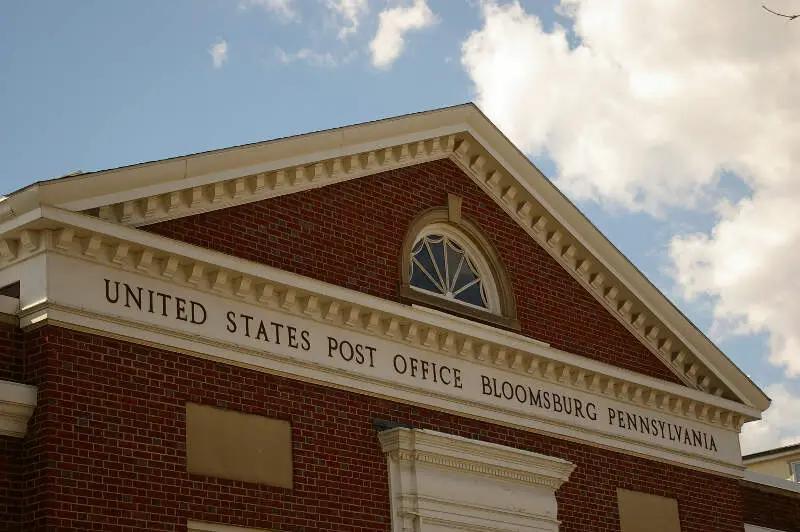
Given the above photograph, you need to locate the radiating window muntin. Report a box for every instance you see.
[409,233,490,310]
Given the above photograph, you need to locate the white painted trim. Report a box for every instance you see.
[0,379,38,438]
[745,525,790,532]
[187,521,273,532]
[0,106,769,410]
[58,124,469,214]
[410,305,549,347]
[8,206,762,421]
[378,427,575,487]
[462,117,768,411]
[743,470,800,495]
[34,303,744,477]
[378,427,573,532]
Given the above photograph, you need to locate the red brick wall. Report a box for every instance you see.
[0,321,25,532]
[145,159,682,384]
[742,484,800,531]
[6,325,741,532]
[0,321,24,382]
[0,437,23,531]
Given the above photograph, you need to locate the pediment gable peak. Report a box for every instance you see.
[0,104,769,412]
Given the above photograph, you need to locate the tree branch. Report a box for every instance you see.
[762,3,800,20]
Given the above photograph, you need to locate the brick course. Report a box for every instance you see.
[742,484,800,531]
[1,325,744,532]
[145,159,682,384]
[0,436,23,530]
[0,320,24,382]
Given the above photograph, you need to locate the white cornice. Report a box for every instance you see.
[0,379,37,438]
[0,207,762,433]
[187,522,274,532]
[0,105,769,413]
[379,427,572,531]
[56,135,762,411]
[379,428,575,491]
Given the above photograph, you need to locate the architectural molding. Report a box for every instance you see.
[0,210,760,476]
[76,133,734,401]
[378,427,574,532]
[0,379,38,438]
[378,428,575,490]
[0,105,770,413]
[187,521,274,532]
[0,207,760,434]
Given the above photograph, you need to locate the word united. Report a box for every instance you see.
[103,278,719,455]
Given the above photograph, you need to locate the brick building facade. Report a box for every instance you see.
[0,104,796,531]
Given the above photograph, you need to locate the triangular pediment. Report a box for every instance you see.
[0,104,768,411]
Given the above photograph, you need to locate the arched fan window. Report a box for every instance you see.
[400,202,518,330]
[410,234,488,310]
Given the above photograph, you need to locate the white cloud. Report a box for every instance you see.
[209,39,229,68]
[241,0,297,22]
[741,383,800,455]
[370,0,437,69]
[461,0,800,213]
[326,0,369,39]
[461,0,800,447]
[275,47,340,68]
[671,191,800,377]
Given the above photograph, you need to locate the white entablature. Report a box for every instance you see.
[0,206,761,437]
[0,104,769,416]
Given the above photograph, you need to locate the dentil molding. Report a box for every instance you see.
[0,207,759,435]
[79,130,736,403]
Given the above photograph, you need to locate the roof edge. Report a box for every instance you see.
[1,102,770,413]
[743,443,800,463]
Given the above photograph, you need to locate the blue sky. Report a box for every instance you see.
[2,0,798,451]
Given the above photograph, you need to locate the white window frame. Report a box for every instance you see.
[410,222,501,314]
[187,522,273,532]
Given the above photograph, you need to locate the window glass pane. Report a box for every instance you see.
[410,262,442,294]
[426,237,446,288]
[452,257,479,293]
[456,281,485,307]
[445,241,464,292]
[794,462,800,482]
[412,238,444,293]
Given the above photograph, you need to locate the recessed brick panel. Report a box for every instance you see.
[2,325,743,531]
[145,159,682,384]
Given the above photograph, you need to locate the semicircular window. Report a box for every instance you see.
[409,234,488,309]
